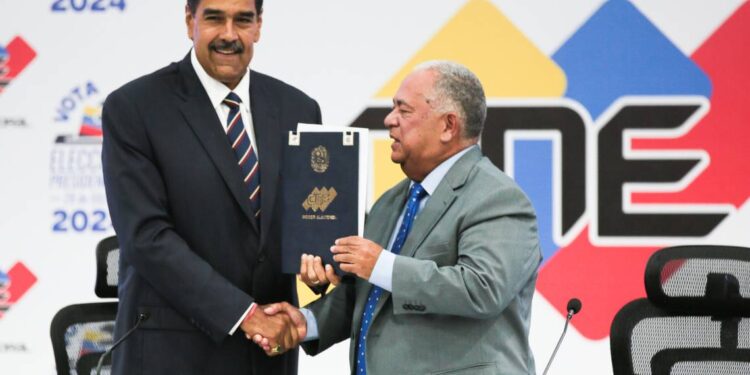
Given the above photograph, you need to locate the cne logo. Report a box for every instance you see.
[303,187,338,213]
[0,263,37,320]
[350,0,750,339]
[0,36,36,95]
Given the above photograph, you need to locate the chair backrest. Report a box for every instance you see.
[611,245,750,375]
[50,302,118,374]
[95,235,119,298]
[645,246,750,314]
[51,235,119,374]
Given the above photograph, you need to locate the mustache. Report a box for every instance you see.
[209,40,244,54]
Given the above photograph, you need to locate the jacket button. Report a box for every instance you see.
[258,253,267,263]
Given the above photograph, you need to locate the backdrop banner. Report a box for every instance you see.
[1,1,748,373]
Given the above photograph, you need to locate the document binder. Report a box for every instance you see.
[280,125,368,274]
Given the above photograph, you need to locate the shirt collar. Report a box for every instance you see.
[190,48,251,110]
[415,145,476,196]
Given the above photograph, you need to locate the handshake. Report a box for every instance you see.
[240,254,343,356]
[240,301,307,356]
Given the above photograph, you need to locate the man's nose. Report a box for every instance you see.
[220,20,239,40]
[384,109,397,129]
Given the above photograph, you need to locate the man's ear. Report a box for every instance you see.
[185,5,195,41]
[255,14,263,43]
[440,112,461,143]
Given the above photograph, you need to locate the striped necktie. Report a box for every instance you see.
[356,183,427,375]
[223,92,261,221]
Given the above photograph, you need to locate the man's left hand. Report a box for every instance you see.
[331,236,382,280]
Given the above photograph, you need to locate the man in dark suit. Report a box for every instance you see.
[101,0,320,373]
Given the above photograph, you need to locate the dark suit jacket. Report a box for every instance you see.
[102,54,321,375]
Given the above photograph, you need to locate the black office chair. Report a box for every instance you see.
[94,236,119,299]
[610,245,750,375]
[51,235,119,375]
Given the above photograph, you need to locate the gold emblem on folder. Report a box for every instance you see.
[303,187,337,212]
[311,146,329,173]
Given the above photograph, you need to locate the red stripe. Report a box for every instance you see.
[238,145,253,166]
[232,129,247,149]
[226,112,241,133]
[244,162,259,182]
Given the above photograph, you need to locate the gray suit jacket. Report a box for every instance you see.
[303,147,542,374]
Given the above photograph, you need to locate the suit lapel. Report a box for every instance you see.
[248,71,282,250]
[397,188,456,259]
[368,147,482,321]
[176,56,260,233]
[400,148,481,260]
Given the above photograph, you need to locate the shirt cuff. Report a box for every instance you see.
[300,307,319,341]
[369,250,396,292]
[229,303,256,335]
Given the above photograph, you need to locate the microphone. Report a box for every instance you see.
[95,312,149,375]
[542,298,582,375]
[567,298,582,318]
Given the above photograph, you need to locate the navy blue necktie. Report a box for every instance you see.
[223,92,261,220]
[356,183,427,374]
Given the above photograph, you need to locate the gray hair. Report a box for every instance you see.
[414,60,487,139]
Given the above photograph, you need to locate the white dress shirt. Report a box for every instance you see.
[190,49,259,158]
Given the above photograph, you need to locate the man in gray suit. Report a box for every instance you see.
[266,61,541,374]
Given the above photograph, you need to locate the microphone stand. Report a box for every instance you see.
[95,312,148,375]
[542,308,574,375]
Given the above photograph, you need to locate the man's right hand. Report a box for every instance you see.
[249,302,307,355]
[299,253,341,288]
[240,305,298,356]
